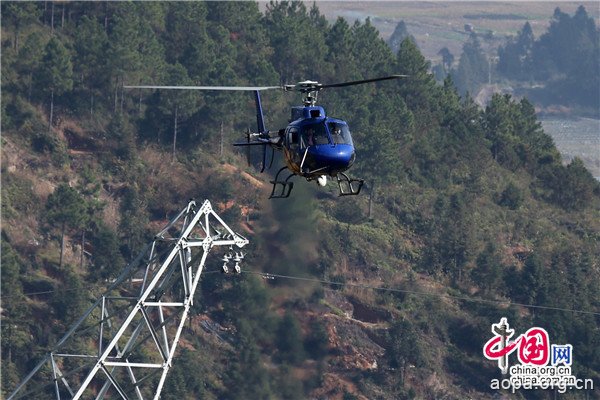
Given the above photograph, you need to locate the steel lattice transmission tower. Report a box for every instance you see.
[9,200,248,400]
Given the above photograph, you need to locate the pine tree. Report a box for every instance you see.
[164,2,209,65]
[157,63,199,161]
[483,93,516,164]
[395,38,438,120]
[454,33,488,95]
[325,17,358,82]
[2,2,41,50]
[227,319,272,400]
[46,184,87,268]
[387,20,415,55]
[74,16,109,114]
[472,242,503,292]
[497,22,534,80]
[36,37,73,127]
[107,9,143,112]
[16,32,46,100]
[277,311,305,364]
[387,319,423,386]
[351,18,394,78]
[438,47,454,72]
[264,1,330,82]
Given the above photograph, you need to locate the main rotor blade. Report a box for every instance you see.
[319,74,408,89]
[123,85,284,91]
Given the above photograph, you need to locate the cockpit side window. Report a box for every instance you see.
[327,122,353,145]
[288,127,299,145]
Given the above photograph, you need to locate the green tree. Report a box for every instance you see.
[16,32,46,101]
[157,63,199,161]
[325,17,358,83]
[352,18,394,78]
[36,37,74,128]
[106,113,137,161]
[277,311,305,364]
[264,1,330,82]
[119,186,150,260]
[395,38,438,118]
[51,266,87,322]
[433,47,455,81]
[387,20,415,55]
[162,349,205,399]
[164,2,209,65]
[471,242,503,292]
[207,2,278,84]
[46,184,87,268]
[497,22,534,80]
[498,181,524,210]
[226,319,272,400]
[454,33,488,95]
[545,157,599,210]
[74,16,109,114]
[304,320,329,359]
[514,98,559,170]
[1,2,41,50]
[88,222,124,280]
[422,192,475,281]
[484,94,517,165]
[0,241,32,370]
[387,319,423,386]
[263,183,319,277]
[107,9,143,112]
[358,114,407,219]
[509,253,544,304]
[529,6,599,109]
[438,47,454,72]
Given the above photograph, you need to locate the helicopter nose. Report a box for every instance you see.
[311,144,355,171]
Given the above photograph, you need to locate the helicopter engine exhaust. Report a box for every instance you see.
[317,175,327,187]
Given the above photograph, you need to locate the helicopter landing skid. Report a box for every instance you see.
[337,172,364,196]
[269,167,294,199]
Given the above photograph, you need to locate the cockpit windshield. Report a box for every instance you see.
[327,122,353,145]
[300,123,329,147]
[298,121,353,147]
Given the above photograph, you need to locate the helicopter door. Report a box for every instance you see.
[287,127,300,150]
[287,127,302,164]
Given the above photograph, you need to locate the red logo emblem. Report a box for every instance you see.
[484,318,550,373]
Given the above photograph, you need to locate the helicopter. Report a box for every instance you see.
[125,74,406,198]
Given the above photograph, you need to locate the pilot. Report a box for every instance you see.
[306,128,315,146]
[332,126,342,143]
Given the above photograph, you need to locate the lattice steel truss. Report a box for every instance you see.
[9,200,248,400]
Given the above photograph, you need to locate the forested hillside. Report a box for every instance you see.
[2,2,599,399]
[496,6,599,113]
[426,5,600,115]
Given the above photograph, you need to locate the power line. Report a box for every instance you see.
[3,269,598,316]
[242,270,600,317]
[0,271,223,301]
[0,287,89,299]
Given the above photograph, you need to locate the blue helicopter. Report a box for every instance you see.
[126,75,405,198]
